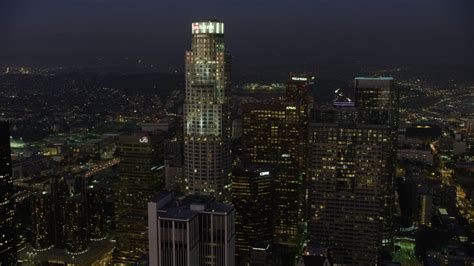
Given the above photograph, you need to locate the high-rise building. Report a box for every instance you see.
[86,185,107,241]
[286,73,313,225]
[286,73,314,104]
[355,77,398,247]
[21,185,114,265]
[308,77,398,264]
[241,101,306,247]
[148,192,235,266]
[232,163,273,261]
[31,191,54,251]
[64,195,89,255]
[354,77,398,129]
[0,121,16,265]
[51,176,70,248]
[114,131,165,264]
[308,106,392,264]
[183,20,231,197]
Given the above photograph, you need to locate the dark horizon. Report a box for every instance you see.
[2,0,474,80]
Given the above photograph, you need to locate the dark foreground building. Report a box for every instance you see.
[0,121,16,264]
[114,131,165,264]
[232,163,274,262]
[148,192,235,266]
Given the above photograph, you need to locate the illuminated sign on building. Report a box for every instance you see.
[139,136,149,143]
[259,171,270,176]
[286,106,296,110]
[291,77,308,81]
[191,21,224,34]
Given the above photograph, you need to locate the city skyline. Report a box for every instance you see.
[1,8,474,266]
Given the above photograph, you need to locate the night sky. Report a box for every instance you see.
[1,0,473,78]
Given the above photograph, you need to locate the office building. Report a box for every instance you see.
[51,176,70,248]
[241,101,306,247]
[86,185,107,241]
[286,73,313,225]
[308,106,392,264]
[354,77,398,128]
[148,192,235,266]
[0,121,16,264]
[64,195,89,255]
[286,73,314,104]
[183,20,231,196]
[355,77,398,247]
[114,131,165,264]
[23,183,112,265]
[31,192,55,251]
[232,163,273,261]
[18,236,114,265]
[308,77,398,264]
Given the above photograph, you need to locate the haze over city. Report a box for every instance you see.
[2,0,473,80]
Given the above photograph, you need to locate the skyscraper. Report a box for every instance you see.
[64,195,89,255]
[148,192,235,266]
[286,73,314,104]
[114,131,165,264]
[232,163,273,262]
[31,192,54,251]
[184,20,231,197]
[354,77,398,129]
[0,121,16,265]
[308,77,398,264]
[355,77,398,247]
[51,176,70,248]
[286,73,313,225]
[241,101,306,248]
[86,185,107,241]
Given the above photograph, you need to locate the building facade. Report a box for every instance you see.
[355,77,398,248]
[241,101,306,247]
[286,73,314,104]
[0,121,16,265]
[183,20,231,197]
[31,192,55,251]
[86,185,107,241]
[148,192,235,266]
[114,131,165,264]
[51,176,70,248]
[232,163,273,261]
[64,195,89,255]
[308,77,398,264]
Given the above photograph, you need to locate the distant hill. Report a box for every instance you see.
[98,72,184,96]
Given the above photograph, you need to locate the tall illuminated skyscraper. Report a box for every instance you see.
[184,20,231,197]
[51,176,70,248]
[0,121,16,264]
[31,192,54,250]
[355,77,398,247]
[86,185,107,241]
[241,101,306,248]
[64,195,88,255]
[114,131,165,264]
[308,77,398,264]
